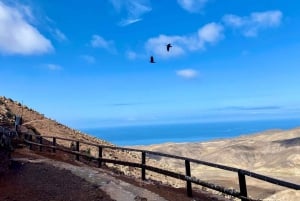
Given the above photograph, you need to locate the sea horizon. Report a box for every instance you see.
[81,118,300,146]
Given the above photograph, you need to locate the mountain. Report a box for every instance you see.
[1,96,110,145]
[0,96,178,187]
[1,96,299,200]
[133,126,300,200]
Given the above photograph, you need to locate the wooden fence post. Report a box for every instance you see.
[76,141,80,161]
[185,159,193,197]
[29,135,32,150]
[238,170,248,201]
[98,146,103,168]
[52,137,56,153]
[39,136,43,151]
[141,151,146,180]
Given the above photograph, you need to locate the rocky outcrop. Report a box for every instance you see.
[0,97,14,125]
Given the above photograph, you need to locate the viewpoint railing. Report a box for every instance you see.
[0,126,18,154]
[23,133,300,201]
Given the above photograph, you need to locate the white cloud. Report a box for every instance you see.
[126,0,151,18]
[126,50,138,60]
[46,64,62,70]
[109,0,123,11]
[177,0,208,13]
[223,10,283,37]
[145,35,187,58]
[0,2,53,55]
[15,3,35,22]
[222,15,244,27]
[51,28,67,42]
[198,22,224,43]
[119,18,142,26]
[81,55,96,64]
[44,16,68,42]
[251,11,282,26]
[176,69,198,79]
[90,35,116,53]
[145,22,223,58]
[109,0,151,26]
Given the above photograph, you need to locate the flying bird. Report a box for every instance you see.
[166,43,172,52]
[150,56,155,63]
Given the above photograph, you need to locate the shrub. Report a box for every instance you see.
[86,148,91,155]
[5,111,14,119]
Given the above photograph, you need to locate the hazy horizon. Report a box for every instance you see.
[73,116,300,129]
[81,118,300,146]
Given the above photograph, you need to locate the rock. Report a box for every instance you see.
[134,196,147,201]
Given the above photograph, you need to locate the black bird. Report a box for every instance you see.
[150,56,155,63]
[166,43,172,52]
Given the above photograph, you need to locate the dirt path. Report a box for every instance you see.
[12,157,168,201]
[0,148,229,201]
[0,159,113,201]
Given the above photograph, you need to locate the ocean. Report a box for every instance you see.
[81,119,300,146]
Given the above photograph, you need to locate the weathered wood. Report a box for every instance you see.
[238,170,248,201]
[39,136,43,151]
[98,146,102,168]
[29,135,32,150]
[52,137,56,153]
[24,134,298,189]
[76,141,80,161]
[23,133,300,201]
[185,160,192,197]
[142,151,146,180]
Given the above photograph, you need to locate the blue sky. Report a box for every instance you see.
[1,0,300,128]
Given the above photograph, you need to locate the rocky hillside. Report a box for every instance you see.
[0,96,110,145]
[2,96,299,200]
[0,97,15,125]
[0,96,177,186]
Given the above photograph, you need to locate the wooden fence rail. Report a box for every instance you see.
[23,133,300,201]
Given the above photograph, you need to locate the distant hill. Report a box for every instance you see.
[134,125,300,200]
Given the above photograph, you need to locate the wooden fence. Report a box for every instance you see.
[23,133,300,201]
[0,126,17,154]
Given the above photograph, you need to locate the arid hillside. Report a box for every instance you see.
[134,127,300,200]
[1,96,299,200]
[1,97,141,177]
[1,96,110,145]
[0,96,183,189]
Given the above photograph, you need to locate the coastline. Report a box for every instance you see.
[81,118,300,146]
